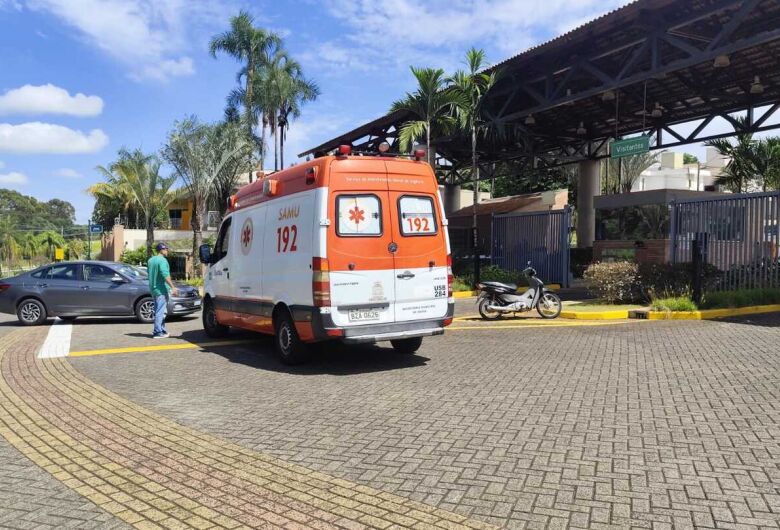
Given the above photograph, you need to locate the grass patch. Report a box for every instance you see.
[452,278,472,292]
[651,295,698,312]
[701,288,780,309]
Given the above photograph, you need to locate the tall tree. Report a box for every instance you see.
[210,10,282,173]
[96,148,179,258]
[749,137,780,191]
[163,117,249,276]
[449,48,498,280]
[601,151,660,194]
[390,67,460,167]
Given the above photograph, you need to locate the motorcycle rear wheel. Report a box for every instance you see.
[478,297,503,320]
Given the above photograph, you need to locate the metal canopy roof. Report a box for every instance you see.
[300,0,780,174]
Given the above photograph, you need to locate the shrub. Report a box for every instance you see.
[452,277,471,292]
[181,278,204,287]
[583,261,641,303]
[637,262,719,301]
[701,288,780,309]
[120,248,148,266]
[651,295,698,312]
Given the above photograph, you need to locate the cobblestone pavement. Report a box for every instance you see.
[1,309,780,529]
[70,313,780,529]
[0,313,132,530]
[0,324,497,530]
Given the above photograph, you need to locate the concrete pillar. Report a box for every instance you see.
[443,184,461,215]
[577,159,600,248]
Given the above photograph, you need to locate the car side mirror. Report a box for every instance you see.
[198,244,213,265]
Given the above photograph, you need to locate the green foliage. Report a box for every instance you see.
[601,151,660,194]
[706,118,780,192]
[120,248,149,266]
[683,153,699,164]
[583,261,641,303]
[458,265,522,288]
[651,295,698,312]
[596,205,670,240]
[181,278,204,287]
[0,189,76,231]
[452,277,471,292]
[701,288,780,309]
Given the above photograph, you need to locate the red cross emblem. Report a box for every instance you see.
[348,206,365,225]
[240,218,253,254]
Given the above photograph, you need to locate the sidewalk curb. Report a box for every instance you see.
[630,304,780,320]
[560,309,631,320]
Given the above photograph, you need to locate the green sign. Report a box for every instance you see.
[610,136,650,158]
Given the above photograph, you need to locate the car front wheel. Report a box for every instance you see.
[17,299,47,326]
[135,297,155,324]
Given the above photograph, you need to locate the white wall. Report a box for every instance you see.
[121,229,218,252]
[633,165,716,192]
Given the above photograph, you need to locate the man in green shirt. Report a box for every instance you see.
[148,243,178,338]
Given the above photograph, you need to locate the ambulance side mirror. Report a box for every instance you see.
[198,244,213,265]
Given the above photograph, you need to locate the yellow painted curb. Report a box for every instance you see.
[644,304,780,320]
[453,284,561,299]
[69,339,256,357]
[560,309,630,320]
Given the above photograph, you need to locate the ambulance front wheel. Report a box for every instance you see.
[274,312,307,365]
[390,337,423,354]
[203,299,229,338]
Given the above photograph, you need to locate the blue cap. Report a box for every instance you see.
[156,242,168,251]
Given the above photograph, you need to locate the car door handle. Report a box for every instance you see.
[38,283,48,288]
[222,268,229,272]
[397,272,415,280]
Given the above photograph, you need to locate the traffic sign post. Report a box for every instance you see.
[610,136,650,158]
[90,224,103,234]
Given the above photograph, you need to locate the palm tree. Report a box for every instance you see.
[0,215,20,263]
[163,117,250,275]
[749,137,780,191]
[87,177,140,228]
[601,151,660,193]
[706,117,756,193]
[211,120,253,215]
[97,149,179,258]
[210,10,282,173]
[448,48,498,282]
[390,67,460,167]
[266,55,319,169]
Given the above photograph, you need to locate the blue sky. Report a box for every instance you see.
[0,0,633,223]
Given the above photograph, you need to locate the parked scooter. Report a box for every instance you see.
[477,263,562,319]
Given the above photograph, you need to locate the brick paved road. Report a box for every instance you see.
[0,313,132,530]
[2,309,780,528]
[64,312,780,529]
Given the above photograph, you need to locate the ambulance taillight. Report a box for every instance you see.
[447,254,454,299]
[312,257,331,307]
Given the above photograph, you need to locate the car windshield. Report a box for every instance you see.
[116,264,147,280]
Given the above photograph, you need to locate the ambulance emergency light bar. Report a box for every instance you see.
[334,143,426,161]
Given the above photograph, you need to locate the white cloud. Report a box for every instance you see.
[0,84,103,116]
[54,168,81,178]
[316,0,627,71]
[0,171,28,186]
[0,122,108,154]
[24,0,234,82]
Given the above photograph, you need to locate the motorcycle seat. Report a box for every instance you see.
[482,280,517,291]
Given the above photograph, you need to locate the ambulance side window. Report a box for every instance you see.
[336,195,382,236]
[214,218,232,262]
[398,196,438,236]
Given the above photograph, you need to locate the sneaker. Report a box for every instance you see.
[159,332,170,338]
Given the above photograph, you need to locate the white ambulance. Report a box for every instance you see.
[199,147,455,364]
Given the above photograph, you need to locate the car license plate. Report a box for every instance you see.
[348,308,380,322]
[193,300,201,307]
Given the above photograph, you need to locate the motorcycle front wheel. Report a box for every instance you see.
[478,297,503,320]
[537,292,562,319]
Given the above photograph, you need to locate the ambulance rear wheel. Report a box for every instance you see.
[203,299,229,338]
[390,337,423,354]
[275,312,307,365]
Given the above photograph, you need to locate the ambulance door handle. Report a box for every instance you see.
[397,272,415,280]
[222,267,229,279]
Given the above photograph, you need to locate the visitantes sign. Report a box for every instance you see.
[89,224,103,234]
[610,136,650,158]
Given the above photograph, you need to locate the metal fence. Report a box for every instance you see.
[670,190,780,292]
[491,207,572,287]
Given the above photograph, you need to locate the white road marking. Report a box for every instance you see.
[37,319,73,359]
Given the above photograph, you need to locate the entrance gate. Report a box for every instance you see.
[491,207,572,287]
